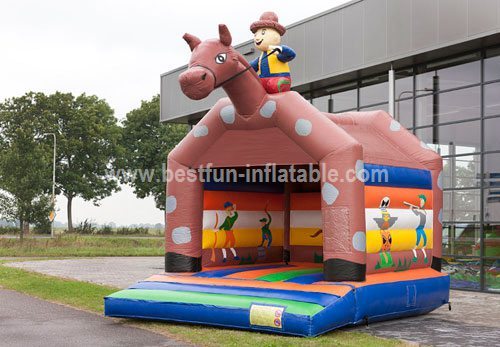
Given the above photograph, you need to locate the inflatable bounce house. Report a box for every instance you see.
[105,16,449,337]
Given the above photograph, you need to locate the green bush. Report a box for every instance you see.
[73,219,96,235]
[32,227,50,235]
[116,226,149,235]
[94,224,113,235]
[0,225,19,234]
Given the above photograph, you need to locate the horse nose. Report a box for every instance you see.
[178,67,215,100]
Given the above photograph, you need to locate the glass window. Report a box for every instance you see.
[484,224,500,258]
[484,153,500,223]
[443,155,481,189]
[416,120,480,156]
[415,70,438,92]
[417,60,480,91]
[359,103,388,113]
[395,70,413,99]
[437,60,480,90]
[484,82,500,117]
[395,98,413,129]
[485,117,500,151]
[484,47,500,82]
[415,87,480,126]
[360,76,388,106]
[444,189,481,222]
[442,223,481,256]
[312,95,330,112]
[483,258,500,292]
[443,255,481,290]
[332,89,357,112]
[485,189,500,223]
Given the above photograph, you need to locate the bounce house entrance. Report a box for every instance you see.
[201,166,324,269]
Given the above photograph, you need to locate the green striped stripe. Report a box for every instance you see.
[256,268,323,282]
[108,289,323,316]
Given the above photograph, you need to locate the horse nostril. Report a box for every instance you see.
[201,73,207,81]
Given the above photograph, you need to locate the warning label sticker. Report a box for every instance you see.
[249,304,284,329]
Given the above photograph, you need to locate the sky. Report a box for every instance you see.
[0,0,349,226]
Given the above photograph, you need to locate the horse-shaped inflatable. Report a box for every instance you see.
[104,24,450,337]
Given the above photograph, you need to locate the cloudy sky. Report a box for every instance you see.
[0,0,349,226]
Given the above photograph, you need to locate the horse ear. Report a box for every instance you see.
[183,33,201,51]
[218,24,232,46]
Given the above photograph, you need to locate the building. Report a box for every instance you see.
[160,0,500,292]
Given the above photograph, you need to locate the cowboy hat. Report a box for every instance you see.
[250,11,286,36]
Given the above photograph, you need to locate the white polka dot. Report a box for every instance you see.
[193,125,208,137]
[352,231,366,252]
[355,160,367,182]
[437,170,443,190]
[172,226,191,244]
[438,208,443,225]
[220,105,235,124]
[389,119,401,132]
[295,119,312,136]
[322,182,339,205]
[260,100,276,118]
[166,195,177,214]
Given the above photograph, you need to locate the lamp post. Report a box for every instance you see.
[43,133,56,238]
[396,88,433,122]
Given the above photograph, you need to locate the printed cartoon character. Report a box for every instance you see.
[250,11,296,94]
[373,197,398,268]
[218,201,240,262]
[259,203,273,248]
[404,194,428,263]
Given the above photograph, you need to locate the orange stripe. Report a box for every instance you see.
[291,188,433,210]
[203,191,284,211]
[145,274,351,297]
[317,267,446,288]
[227,264,322,279]
[365,186,433,209]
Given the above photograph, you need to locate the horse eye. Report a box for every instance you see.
[215,53,227,64]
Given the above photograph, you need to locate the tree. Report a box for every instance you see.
[46,92,122,231]
[0,92,53,238]
[120,95,188,212]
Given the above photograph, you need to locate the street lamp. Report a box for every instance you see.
[396,88,433,122]
[43,133,56,238]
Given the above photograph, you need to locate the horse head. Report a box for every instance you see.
[179,24,252,100]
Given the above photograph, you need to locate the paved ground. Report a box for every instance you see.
[0,289,186,347]
[7,257,165,288]
[357,289,500,346]
[5,257,500,346]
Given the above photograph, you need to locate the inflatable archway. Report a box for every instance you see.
[105,24,449,337]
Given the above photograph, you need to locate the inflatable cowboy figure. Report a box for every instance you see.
[250,11,296,94]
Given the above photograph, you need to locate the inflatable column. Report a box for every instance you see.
[320,144,367,281]
[165,158,203,272]
[165,102,228,272]
[430,162,444,271]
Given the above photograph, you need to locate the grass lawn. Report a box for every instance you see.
[0,235,164,257]
[0,263,404,347]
